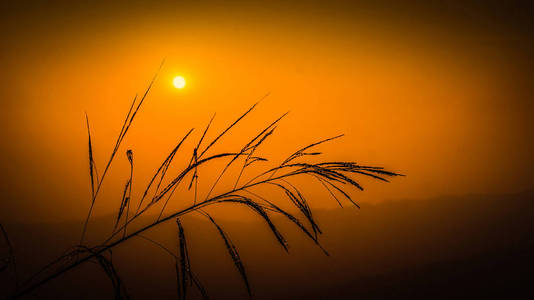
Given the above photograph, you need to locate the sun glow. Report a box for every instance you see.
[173,76,186,89]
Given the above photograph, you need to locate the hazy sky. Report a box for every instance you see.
[1,0,533,222]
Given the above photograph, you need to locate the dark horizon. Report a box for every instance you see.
[2,190,533,298]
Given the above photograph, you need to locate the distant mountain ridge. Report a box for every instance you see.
[1,191,533,299]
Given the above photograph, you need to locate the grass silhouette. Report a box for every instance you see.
[1,65,402,299]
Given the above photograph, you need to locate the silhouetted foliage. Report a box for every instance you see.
[3,64,402,299]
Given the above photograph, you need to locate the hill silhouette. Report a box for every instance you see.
[1,191,533,299]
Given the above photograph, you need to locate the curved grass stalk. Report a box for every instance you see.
[10,69,402,300]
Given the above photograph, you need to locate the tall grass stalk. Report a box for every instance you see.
[3,66,402,299]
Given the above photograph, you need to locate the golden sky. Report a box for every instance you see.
[1,1,533,222]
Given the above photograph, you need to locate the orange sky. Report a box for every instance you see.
[1,1,533,222]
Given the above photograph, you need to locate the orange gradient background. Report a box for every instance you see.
[1,2,534,299]
[1,1,533,222]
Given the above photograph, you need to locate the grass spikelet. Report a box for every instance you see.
[136,128,194,215]
[217,196,289,252]
[113,150,134,236]
[114,179,131,230]
[204,106,285,200]
[199,211,251,296]
[313,175,343,207]
[243,190,330,256]
[268,134,344,180]
[176,218,191,300]
[80,62,164,245]
[265,181,321,238]
[136,235,208,300]
[197,93,270,160]
[85,112,98,200]
[188,113,216,202]
[233,114,285,188]
[316,175,359,208]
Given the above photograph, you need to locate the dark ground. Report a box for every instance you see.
[1,191,533,299]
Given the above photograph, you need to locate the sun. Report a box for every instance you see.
[173,76,186,89]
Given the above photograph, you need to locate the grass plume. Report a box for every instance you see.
[7,67,402,300]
